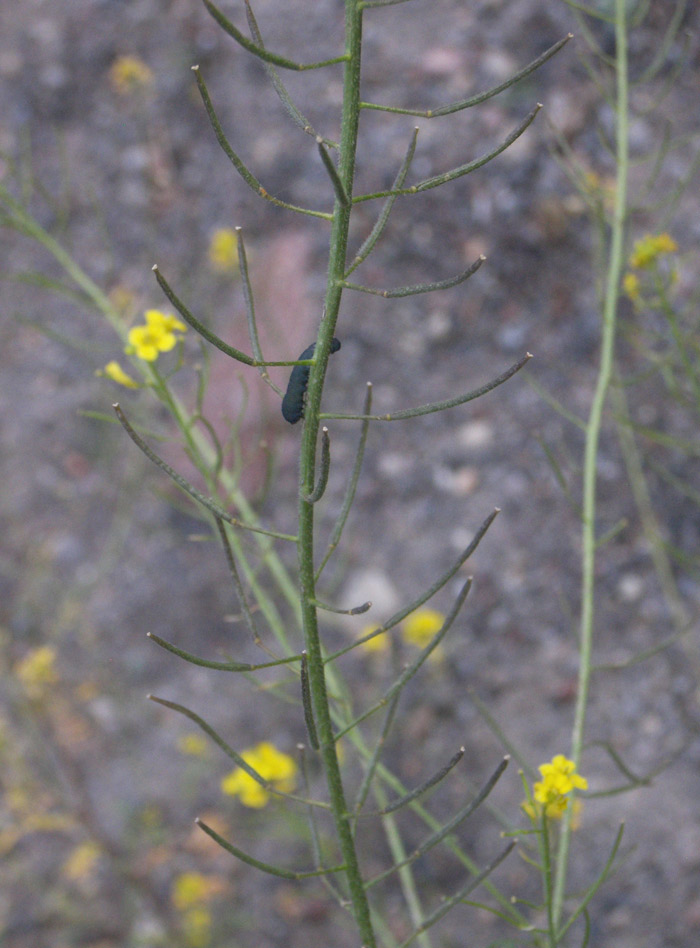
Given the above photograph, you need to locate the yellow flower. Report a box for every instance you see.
[358,624,389,653]
[97,360,140,388]
[182,906,212,948]
[172,872,222,910]
[220,741,297,808]
[527,754,588,821]
[125,309,186,361]
[628,232,678,270]
[109,55,154,95]
[402,609,445,648]
[622,272,640,303]
[208,228,240,271]
[177,733,209,757]
[61,841,101,882]
[15,646,58,698]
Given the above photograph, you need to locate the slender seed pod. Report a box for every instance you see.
[282,337,341,424]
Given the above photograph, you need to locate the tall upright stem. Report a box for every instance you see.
[552,0,629,933]
[296,3,376,944]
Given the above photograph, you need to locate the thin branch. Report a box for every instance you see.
[149,696,329,808]
[345,127,419,277]
[322,354,532,421]
[340,255,484,298]
[202,0,348,71]
[361,35,572,118]
[301,652,320,749]
[327,508,499,662]
[353,105,542,203]
[310,598,372,616]
[214,517,266,649]
[380,748,465,815]
[361,0,417,7]
[242,0,338,146]
[396,842,516,948]
[353,691,402,821]
[113,403,297,541]
[318,138,350,206]
[236,228,283,395]
[147,631,301,671]
[196,818,346,877]
[153,264,254,365]
[192,66,333,220]
[315,383,373,578]
[304,427,331,503]
[366,757,510,887]
[334,578,473,739]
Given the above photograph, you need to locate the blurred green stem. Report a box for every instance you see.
[553,0,629,932]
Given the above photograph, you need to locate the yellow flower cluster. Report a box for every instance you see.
[628,232,678,270]
[15,646,58,699]
[529,754,588,820]
[126,309,187,361]
[109,55,154,95]
[172,872,223,910]
[61,841,101,883]
[359,608,446,656]
[177,733,209,757]
[172,872,224,948]
[208,228,240,271]
[623,232,678,303]
[99,309,187,388]
[220,741,297,808]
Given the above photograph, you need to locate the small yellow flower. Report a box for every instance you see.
[526,754,588,821]
[109,55,154,95]
[358,624,389,653]
[144,309,187,334]
[402,609,445,649]
[628,232,678,270]
[220,741,297,808]
[125,309,186,361]
[172,872,223,910]
[15,646,58,698]
[98,360,140,388]
[177,733,209,757]
[622,272,641,303]
[208,228,240,272]
[61,840,101,882]
[182,906,212,948]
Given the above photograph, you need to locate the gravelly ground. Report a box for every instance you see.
[1,1,699,946]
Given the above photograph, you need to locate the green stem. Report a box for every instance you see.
[296,3,377,945]
[552,0,629,932]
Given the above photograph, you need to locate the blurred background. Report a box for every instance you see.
[1,1,699,945]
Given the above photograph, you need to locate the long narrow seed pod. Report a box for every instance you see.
[340,255,485,298]
[196,818,346,878]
